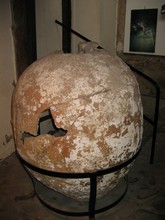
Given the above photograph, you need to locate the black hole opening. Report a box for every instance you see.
[21,109,67,142]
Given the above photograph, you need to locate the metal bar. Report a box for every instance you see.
[55,19,91,42]
[89,175,97,219]
[55,20,103,49]
[126,63,160,164]
[16,149,140,178]
[143,115,154,126]
[150,82,160,164]
[62,0,71,53]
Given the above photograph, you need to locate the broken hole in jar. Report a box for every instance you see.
[21,109,67,142]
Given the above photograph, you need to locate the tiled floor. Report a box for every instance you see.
[0,96,165,220]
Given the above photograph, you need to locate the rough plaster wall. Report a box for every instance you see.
[35,0,62,59]
[35,0,117,56]
[71,0,117,55]
[100,0,118,55]
[71,0,101,53]
[0,0,16,160]
[117,0,165,98]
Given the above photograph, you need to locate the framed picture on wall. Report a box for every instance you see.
[124,0,165,56]
[129,9,158,53]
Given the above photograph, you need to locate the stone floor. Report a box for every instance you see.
[0,96,165,220]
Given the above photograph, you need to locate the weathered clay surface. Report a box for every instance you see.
[12,50,143,201]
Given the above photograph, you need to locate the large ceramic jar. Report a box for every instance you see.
[12,49,143,201]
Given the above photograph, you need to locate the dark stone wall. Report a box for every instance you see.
[117,0,165,98]
[10,0,36,78]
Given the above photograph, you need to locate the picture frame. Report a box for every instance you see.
[124,0,165,56]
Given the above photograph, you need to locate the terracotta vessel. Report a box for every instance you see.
[12,48,143,201]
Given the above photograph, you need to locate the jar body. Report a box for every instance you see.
[12,51,143,201]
